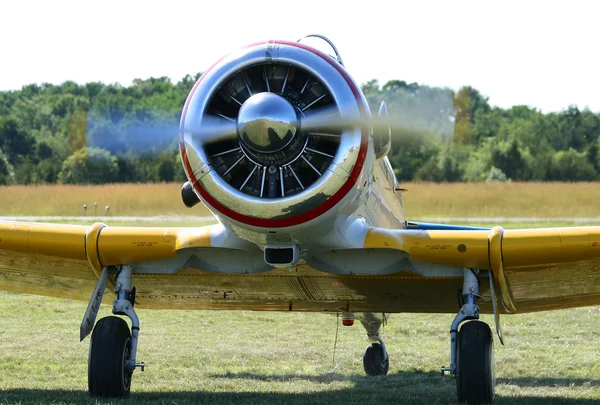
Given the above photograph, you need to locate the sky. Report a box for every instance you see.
[0,0,598,113]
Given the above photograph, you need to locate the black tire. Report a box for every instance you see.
[456,320,495,404]
[88,316,132,397]
[363,343,389,376]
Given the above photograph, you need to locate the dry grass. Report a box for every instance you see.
[0,183,209,217]
[402,182,600,218]
[1,182,600,219]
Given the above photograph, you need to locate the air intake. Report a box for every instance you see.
[264,245,299,267]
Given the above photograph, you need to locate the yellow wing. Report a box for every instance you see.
[0,221,213,303]
[365,225,600,313]
[4,220,600,314]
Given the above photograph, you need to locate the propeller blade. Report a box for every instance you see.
[300,104,442,142]
[300,105,345,132]
[187,115,238,145]
[86,118,180,156]
[86,113,239,155]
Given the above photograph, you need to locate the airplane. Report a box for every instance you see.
[2,35,600,405]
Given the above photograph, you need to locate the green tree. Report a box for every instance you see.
[157,154,175,182]
[361,80,380,96]
[491,139,524,180]
[68,109,88,153]
[2,71,600,185]
[587,139,599,171]
[548,148,597,181]
[0,117,35,165]
[34,157,62,183]
[0,147,14,185]
[452,86,491,145]
[58,147,118,184]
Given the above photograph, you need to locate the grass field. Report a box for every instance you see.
[0,183,205,217]
[2,184,600,404]
[2,182,600,218]
[402,182,600,219]
[1,292,599,405]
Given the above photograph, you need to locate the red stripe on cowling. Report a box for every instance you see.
[180,40,369,228]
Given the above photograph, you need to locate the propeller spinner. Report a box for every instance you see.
[237,92,299,153]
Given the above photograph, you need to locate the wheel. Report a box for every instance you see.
[456,320,495,404]
[88,316,132,397]
[363,343,389,376]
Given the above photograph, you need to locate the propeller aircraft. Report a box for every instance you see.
[2,35,600,404]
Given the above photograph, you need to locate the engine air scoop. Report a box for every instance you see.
[237,92,298,153]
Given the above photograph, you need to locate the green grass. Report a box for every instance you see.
[0,292,599,404]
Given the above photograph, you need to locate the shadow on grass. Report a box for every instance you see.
[1,371,599,405]
[212,371,600,388]
[497,376,600,388]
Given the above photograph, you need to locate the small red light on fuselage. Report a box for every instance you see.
[342,319,354,326]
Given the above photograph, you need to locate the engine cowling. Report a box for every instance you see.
[180,40,370,229]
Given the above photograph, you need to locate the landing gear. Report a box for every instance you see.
[442,269,495,404]
[457,321,494,404]
[363,343,389,376]
[357,313,389,376]
[83,265,144,397]
[88,316,132,397]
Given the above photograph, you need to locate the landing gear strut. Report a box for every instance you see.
[358,313,389,376]
[441,269,495,404]
[84,265,145,397]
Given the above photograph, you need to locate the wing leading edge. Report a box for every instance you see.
[0,221,216,301]
[365,224,600,313]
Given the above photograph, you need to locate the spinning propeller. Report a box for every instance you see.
[85,36,455,201]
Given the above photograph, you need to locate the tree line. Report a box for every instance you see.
[1,74,599,185]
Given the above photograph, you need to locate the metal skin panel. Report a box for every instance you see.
[364,228,491,270]
[0,222,88,260]
[98,227,185,266]
[502,227,600,267]
[363,225,600,313]
[126,267,477,314]
[502,227,600,312]
[0,252,100,302]
[0,222,105,301]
